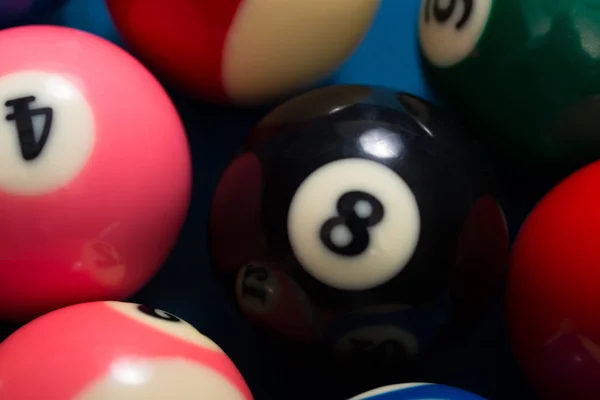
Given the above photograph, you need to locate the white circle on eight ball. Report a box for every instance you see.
[287,158,420,291]
[0,71,95,196]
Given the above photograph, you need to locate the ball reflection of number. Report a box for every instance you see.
[334,325,419,360]
[81,241,126,287]
[235,264,319,343]
[236,264,281,314]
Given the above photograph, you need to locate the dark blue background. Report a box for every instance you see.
[0,0,547,398]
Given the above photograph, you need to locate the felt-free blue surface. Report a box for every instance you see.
[0,1,550,399]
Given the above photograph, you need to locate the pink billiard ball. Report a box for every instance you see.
[0,26,192,321]
[0,302,254,399]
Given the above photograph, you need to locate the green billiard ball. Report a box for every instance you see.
[418,0,600,174]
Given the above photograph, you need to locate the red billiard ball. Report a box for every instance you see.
[507,160,600,400]
[0,302,253,399]
[0,26,192,322]
[105,0,380,105]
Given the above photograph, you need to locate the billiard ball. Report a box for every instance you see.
[350,383,486,399]
[0,301,253,399]
[418,0,600,173]
[507,160,600,400]
[105,0,380,106]
[210,85,509,367]
[0,0,66,28]
[0,26,192,321]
